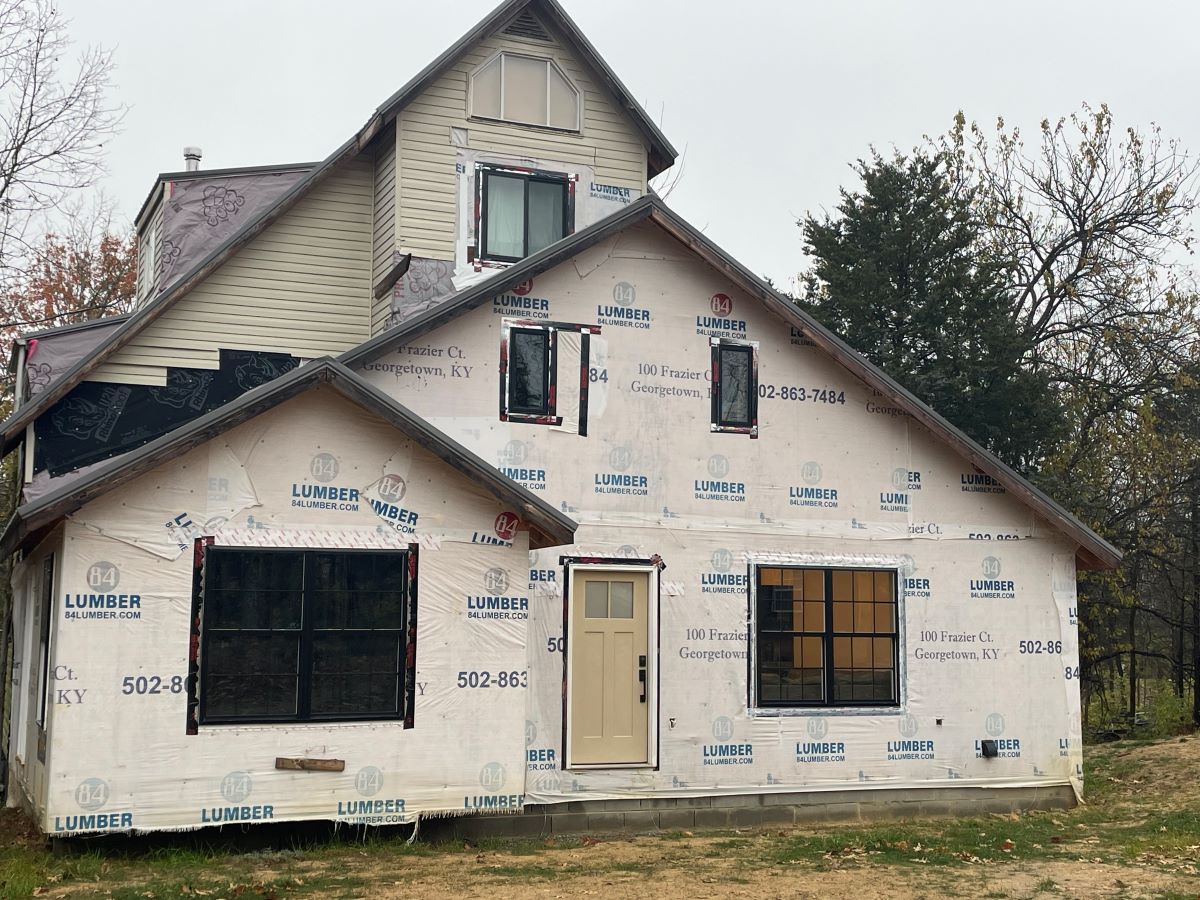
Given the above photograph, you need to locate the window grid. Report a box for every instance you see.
[755,566,899,709]
[197,548,408,725]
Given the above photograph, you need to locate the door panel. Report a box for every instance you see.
[570,570,649,765]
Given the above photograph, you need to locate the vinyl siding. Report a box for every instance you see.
[372,129,398,334]
[90,157,374,381]
[396,26,650,262]
[134,193,165,307]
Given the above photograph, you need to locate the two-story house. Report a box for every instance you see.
[1,0,1117,837]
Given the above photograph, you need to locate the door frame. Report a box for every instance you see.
[562,559,660,770]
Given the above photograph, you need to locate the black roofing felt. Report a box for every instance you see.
[0,358,577,556]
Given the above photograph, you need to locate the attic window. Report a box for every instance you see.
[502,10,552,42]
[470,52,580,131]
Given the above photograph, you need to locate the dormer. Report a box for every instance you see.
[368,0,677,329]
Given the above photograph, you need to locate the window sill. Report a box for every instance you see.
[196,719,407,733]
[711,423,758,438]
[503,412,563,426]
[748,705,903,718]
[467,114,582,136]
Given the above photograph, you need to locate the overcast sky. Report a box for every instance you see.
[60,0,1200,292]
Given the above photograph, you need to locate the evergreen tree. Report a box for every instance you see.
[800,150,1061,471]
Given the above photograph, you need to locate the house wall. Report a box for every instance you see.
[28,387,537,834]
[5,530,64,822]
[394,24,649,265]
[90,159,375,386]
[353,221,1086,806]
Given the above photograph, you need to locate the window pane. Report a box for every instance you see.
[205,632,299,719]
[609,581,634,618]
[509,330,548,414]
[758,636,822,703]
[718,346,751,426]
[873,637,894,667]
[485,173,525,258]
[472,56,501,118]
[831,570,853,601]
[503,55,549,124]
[584,581,608,618]
[310,552,405,630]
[803,569,824,602]
[311,674,398,717]
[207,674,298,719]
[874,571,894,602]
[803,600,825,632]
[854,570,875,602]
[832,601,852,632]
[527,180,565,254]
[854,602,874,633]
[875,603,896,633]
[547,63,578,129]
[759,567,782,586]
[852,636,873,667]
[207,550,303,593]
[758,585,796,631]
[207,589,301,630]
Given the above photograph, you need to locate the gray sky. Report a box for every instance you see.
[60,0,1200,292]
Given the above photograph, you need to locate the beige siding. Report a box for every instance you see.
[91,157,374,381]
[396,26,650,261]
[372,128,398,334]
[135,192,165,307]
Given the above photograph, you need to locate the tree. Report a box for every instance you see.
[800,149,1062,470]
[0,0,121,278]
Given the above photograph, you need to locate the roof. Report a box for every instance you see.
[134,161,318,227]
[0,358,577,557]
[342,194,1122,571]
[0,0,676,454]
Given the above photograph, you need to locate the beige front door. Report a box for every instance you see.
[569,570,650,765]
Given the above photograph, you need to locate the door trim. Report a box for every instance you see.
[562,560,660,771]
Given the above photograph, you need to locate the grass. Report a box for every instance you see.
[1,736,1197,898]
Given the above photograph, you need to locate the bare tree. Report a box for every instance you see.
[0,0,122,278]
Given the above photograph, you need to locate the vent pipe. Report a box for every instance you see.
[183,146,202,172]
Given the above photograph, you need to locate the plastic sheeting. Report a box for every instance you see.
[29,386,537,834]
[355,219,1086,808]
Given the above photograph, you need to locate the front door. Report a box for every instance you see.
[569,569,650,765]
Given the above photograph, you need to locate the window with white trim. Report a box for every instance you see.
[470,52,580,131]
[755,566,900,708]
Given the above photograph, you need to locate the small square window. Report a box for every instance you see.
[710,338,758,436]
[478,166,571,263]
[502,326,562,425]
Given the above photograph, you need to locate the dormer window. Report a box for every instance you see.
[478,164,571,262]
[470,52,581,131]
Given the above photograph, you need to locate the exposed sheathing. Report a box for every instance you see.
[90,157,375,383]
[372,127,398,335]
[396,24,649,262]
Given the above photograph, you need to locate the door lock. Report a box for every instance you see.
[638,654,647,703]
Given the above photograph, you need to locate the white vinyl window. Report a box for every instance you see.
[470,52,580,131]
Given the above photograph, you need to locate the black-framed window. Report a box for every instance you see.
[755,566,899,708]
[198,548,407,724]
[711,338,758,436]
[479,166,570,262]
[35,554,54,728]
[501,325,562,424]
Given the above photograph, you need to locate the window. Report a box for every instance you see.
[35,554,54,729]
[479,166,570,262]
[470,52,580,131]
[198,548,408,724]
[755,566,899,708]
[711,338,758,435]
[501,326,561,424]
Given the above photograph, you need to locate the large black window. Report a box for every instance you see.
[479,166,570,262]
[199,548,407,724]
[711,339,757,435]
[755,566,899,708]
[502,326,561,424]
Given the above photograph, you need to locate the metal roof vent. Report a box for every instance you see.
[183,146,202,171]
[502,10,551,42]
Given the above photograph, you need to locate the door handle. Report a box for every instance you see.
[638,654,647,703]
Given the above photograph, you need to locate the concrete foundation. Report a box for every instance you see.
[424,785,1077,840]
